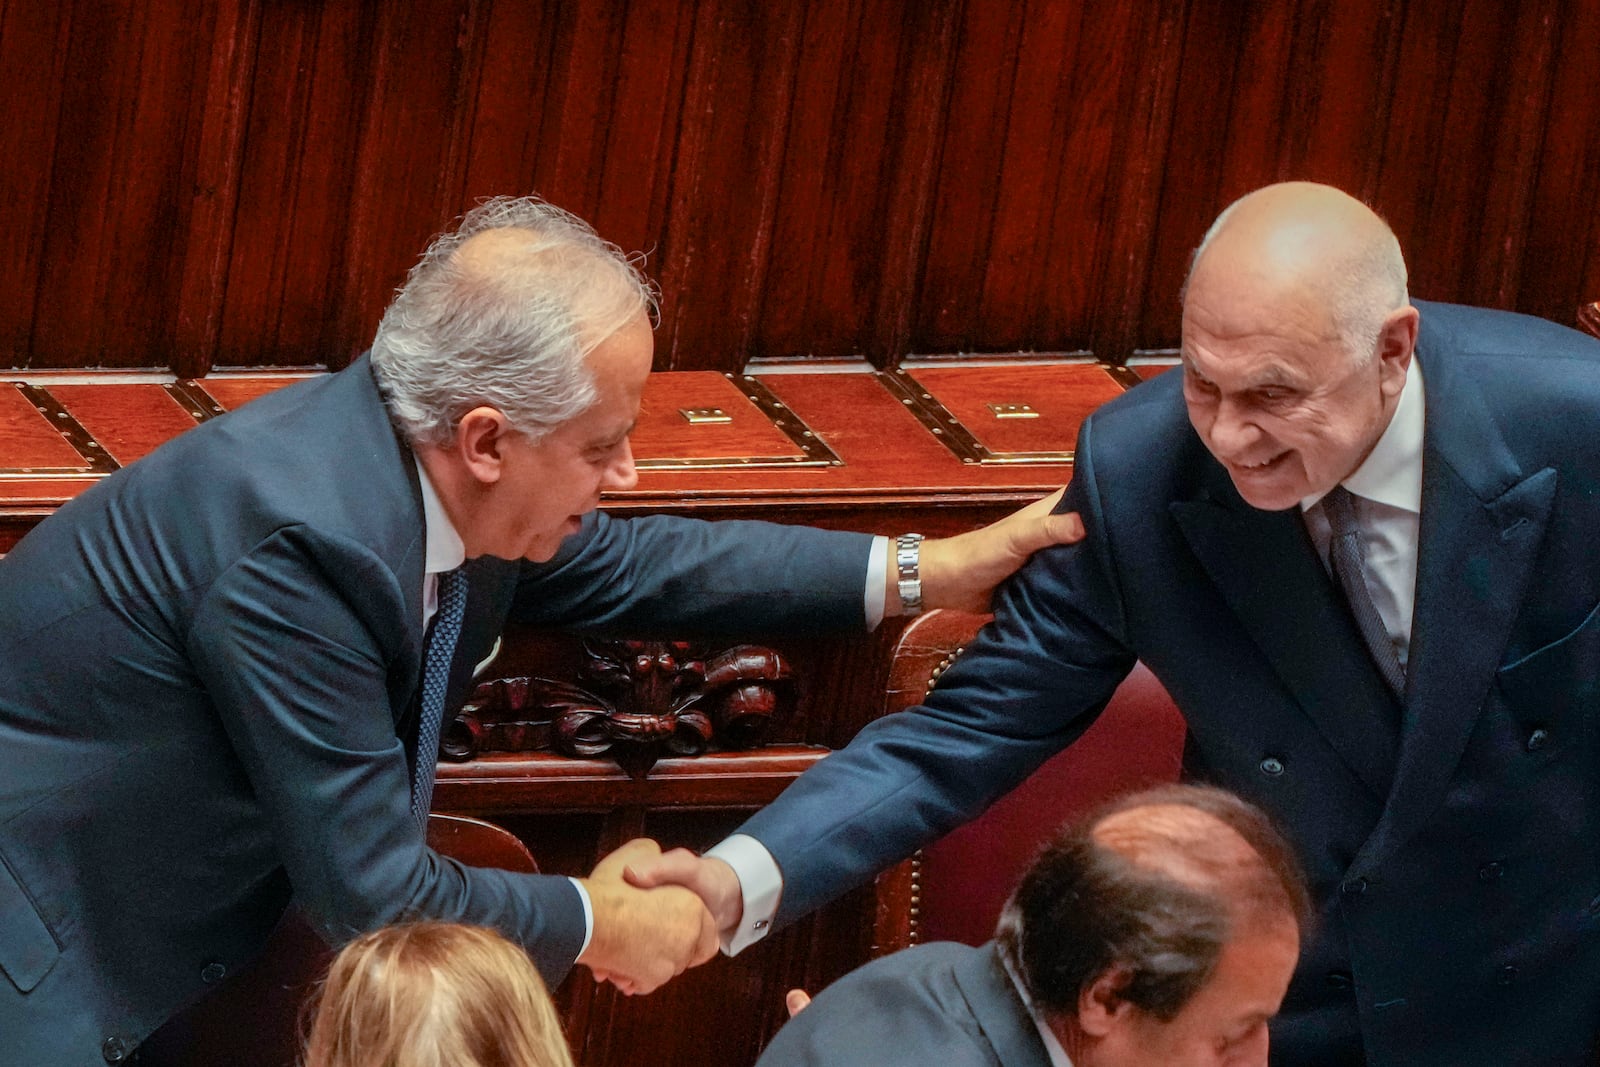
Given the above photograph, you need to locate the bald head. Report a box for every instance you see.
[1090,794,1307,938]
[1186,182,1409,361]
[999,785,1309,1024]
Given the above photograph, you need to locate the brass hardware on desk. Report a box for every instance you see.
[632,377,842,470]
[986,402,1038,420]
[2,383,121,476]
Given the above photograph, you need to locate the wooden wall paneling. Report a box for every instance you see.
[1024,1,1177,363]
[1518,4,1600,327]
[750,0,869,362]
[976,0,1099,353]
[0,0,73,367]
[214,1,378,368]
[653,0,804,372]
[859,0,963,367]
[1376,0,1544,306]
[1140,0,1305,349]
[915,1,1025,353]
[1275,0,1405,200]
[172,0,260,379]
[336,1,482,371]
[1086,0,1189,363]
[1462,0,1560,311]
[756,0,963,366]
[28,0,210,369]
[454,0,562,201]
[583,0,700,275]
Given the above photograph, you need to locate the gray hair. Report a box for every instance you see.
[996,784,1310,1023]
[1183,193,1410,366]
[370,196,658,446]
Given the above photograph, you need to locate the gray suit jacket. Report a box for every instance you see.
[755,942,1052,1067]
[742,302,1600,1066]
[0,357,872,1066]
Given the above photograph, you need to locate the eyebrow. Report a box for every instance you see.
[587,421,637,450]
[1181,356,1306,391]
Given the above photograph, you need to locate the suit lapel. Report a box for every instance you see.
[1171,481,1399,801]
[1357,347,1555,866]
[953,944,1055,1067]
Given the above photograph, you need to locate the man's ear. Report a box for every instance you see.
[453,406,514,487]
[1076,966,1135,1037]
[1375,305,1420,398]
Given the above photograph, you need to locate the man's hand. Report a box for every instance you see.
[901,488,1084,615]
[577,839,719,995]
[623,848,745,936]
[786,989,812,1016]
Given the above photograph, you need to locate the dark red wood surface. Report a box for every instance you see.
[3,0,1595,375]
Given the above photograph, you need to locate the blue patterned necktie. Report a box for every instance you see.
[412,567,468,825]
[1323,486,1406,699]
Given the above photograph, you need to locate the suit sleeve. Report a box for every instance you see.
[740,415,1138,924]
[510,511,875,635]
[186,525,587,982]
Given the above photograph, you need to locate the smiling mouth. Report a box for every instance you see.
[1231,452,1287,474]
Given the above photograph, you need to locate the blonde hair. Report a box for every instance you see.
[302,923,576,1067]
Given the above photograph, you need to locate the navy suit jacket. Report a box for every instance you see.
[0,357,872,1066]
[743,302,1600,1066]
[755,941,1051,1067]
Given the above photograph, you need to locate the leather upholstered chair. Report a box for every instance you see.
[872,610,1185,954]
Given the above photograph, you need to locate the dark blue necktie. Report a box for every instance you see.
[412,567,468,825]
[1323,486,1406,699]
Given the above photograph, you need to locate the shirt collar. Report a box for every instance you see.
[1001,949,1076,1067]
[1300,355,1425,514]
[414,455,466,576]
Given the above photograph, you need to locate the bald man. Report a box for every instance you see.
[641,183,1600,1064]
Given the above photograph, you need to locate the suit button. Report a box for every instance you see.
[1341,877,1368,897]
[1496,964,1518,986]
[1325,971,1353,992]
[1527,729,1549,752]
[101,1037,128,1063]
[201,961,228,984]
[1478,861,1504,882]
[1259,757,1285,776]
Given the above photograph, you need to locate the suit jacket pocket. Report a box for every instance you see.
[0,849,60,993]
[1495,599,1600,751]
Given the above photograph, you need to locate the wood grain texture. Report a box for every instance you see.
[4,1,1593,374]
[0,388,90,469]
[45,384,200,465]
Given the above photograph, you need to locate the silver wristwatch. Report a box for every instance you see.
[896,533,924,614]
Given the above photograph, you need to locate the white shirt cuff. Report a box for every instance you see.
[865,535,890,630]
[704,834,783,955]
[568,876,594,958]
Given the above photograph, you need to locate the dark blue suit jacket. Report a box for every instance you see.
[0,357,872,1066]
[755,941,1051,1067]
[744,302,1600,1066]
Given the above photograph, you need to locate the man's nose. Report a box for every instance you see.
[1206,398,1262,454]
[603,438,639,492]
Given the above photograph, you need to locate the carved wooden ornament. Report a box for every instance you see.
[444,639,794,778]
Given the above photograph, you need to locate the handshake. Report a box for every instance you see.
[576,840,743,995]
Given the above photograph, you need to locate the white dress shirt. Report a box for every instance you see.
[1299,357,1425,668]
[1002,949,1076,1066]
[415,461,610,952]
[716,358,1428,955]
[417,458,893,962]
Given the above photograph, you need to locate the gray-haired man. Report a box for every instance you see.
[0,197,1079,1065]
